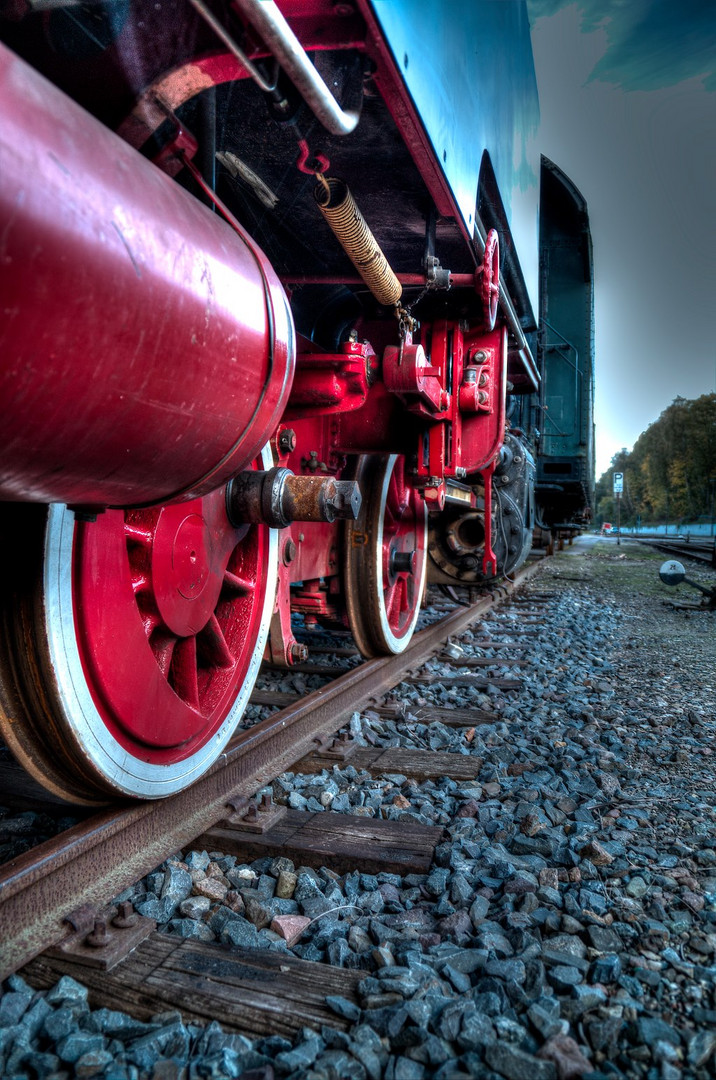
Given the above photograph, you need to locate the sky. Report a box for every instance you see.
[526,0,716,478]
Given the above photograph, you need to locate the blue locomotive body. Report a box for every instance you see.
[0,0,594,802]
[372,0,541,312]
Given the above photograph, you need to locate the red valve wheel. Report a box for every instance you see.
[0,448,277,803]
[344,455,428,658]
[478,228,500,331]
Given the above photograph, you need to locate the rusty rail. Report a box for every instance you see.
[637,536,716,568]
[0,559,545,978]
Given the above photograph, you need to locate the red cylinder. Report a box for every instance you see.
[0,44,294,507]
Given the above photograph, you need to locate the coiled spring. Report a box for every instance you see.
[314,175,402,309]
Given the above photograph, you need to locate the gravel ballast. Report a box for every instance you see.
[2,538,715,1079]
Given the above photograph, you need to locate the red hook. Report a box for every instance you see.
[296,138,330,175]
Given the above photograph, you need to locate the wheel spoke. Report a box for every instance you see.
[387,469,401,513]
[140,610,162,638]
[123,522,154,545]
[394,576,409,620]
[384,579,400,624]
[222,569,256,596]
[197,614,235,669]
[170,635,200,712]
[382,501,397,528]
[403,575,416,615]
[151,631,178,677]
[131,573,150,595]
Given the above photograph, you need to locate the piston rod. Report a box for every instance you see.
[227,468,362,528]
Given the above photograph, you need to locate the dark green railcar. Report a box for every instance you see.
[536,158,596,528]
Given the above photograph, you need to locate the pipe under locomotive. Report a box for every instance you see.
[0,0,593,802]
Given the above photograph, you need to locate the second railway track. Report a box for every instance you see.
[636,535,716,568]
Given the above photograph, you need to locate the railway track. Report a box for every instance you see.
[637,535,716,567]
[0,557,547,982]
[3,539,716,1078]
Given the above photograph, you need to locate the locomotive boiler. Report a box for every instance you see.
[0,0,593,802]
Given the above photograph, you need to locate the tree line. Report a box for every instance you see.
[595,394,716,527]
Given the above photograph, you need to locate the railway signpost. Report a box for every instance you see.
[613,473,623,545]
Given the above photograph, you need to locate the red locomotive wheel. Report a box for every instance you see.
[344,455,428,657]
[0,448,277,802]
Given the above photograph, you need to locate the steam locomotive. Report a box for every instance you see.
[0,0,594,802]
